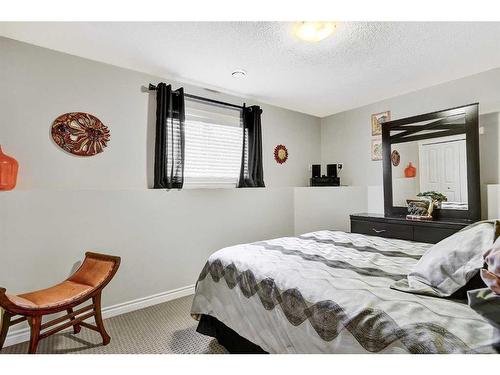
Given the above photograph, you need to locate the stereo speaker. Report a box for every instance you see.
[312,164,321,178]
[327,164,338,178]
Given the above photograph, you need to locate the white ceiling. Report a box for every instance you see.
[2,22,500,117]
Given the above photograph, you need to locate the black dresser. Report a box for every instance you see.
[350,213,473,244]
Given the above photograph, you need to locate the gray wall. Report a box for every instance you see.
[2,33,500,324]
[0,189,294,304]
[321,67,500,218]
[0,38,321,310]
[0,37,321,190]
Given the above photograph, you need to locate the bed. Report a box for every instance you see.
[191,230,500,354]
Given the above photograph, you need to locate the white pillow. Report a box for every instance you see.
[392,222,494,297]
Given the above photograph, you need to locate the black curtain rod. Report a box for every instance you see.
[148,84,245,111]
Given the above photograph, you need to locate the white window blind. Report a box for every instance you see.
[183,102,243,188]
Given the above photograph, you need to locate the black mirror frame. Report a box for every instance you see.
[382,103,480,222]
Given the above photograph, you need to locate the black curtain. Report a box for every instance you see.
[154,83,185,189]
[238,105,265,187]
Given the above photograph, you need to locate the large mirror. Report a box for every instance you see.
[382,103,480,221]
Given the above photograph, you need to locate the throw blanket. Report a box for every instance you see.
[191,231,500,353]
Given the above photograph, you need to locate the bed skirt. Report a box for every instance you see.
[196,314,267,354]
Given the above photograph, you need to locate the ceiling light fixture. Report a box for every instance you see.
[294,22,336,42]
[231,69,247,79]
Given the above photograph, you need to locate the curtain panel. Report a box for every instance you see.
[154,83,185,189]
[239,105,265,187]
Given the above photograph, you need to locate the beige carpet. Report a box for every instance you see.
[1,295,227,354]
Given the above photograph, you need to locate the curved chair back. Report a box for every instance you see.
[69,252,121,290]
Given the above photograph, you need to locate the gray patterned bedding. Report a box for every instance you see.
[191,230,500,353]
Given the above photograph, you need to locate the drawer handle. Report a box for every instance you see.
[372,228,386,234]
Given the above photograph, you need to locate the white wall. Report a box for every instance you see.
[321,68,500,218]
[294,187,366,234]
[1,184,363,347]
[0,189,295,302]
[391,141,419,206]
[0,37,325,315]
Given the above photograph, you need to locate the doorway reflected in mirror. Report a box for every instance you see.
[391,134,468,210]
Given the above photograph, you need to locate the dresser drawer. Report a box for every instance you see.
[413,226,458,244]
[351,220,413,240]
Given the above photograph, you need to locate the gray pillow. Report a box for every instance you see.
[467,288,500,328]
[392,221,494,297]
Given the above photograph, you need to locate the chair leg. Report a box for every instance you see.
[67,308,81,334]
[0,310,12,351]
[28,316,41,354]
[93,293,110,346]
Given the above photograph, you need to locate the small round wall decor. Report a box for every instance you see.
[274,144,288,164]
[51,112,110,156]
[391,150,400,167]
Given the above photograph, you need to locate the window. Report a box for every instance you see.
[183,101,243,188]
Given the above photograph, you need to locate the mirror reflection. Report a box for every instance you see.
[391,116,468,210]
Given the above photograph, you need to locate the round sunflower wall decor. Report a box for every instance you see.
[274,144,288,164]
[51,112,110,157]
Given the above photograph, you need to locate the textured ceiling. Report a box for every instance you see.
[2,22,500,117]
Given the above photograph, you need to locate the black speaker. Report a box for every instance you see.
[327,164,338,178]
[312,164,321,178]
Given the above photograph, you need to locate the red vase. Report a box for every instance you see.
[404,162,416,178]
[0,146,19,190]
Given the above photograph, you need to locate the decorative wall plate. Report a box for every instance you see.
[274,144,288,164]
[51,112,110,156]
[391,150,400,166]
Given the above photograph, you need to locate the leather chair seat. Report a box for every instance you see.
[6,281,93,310]
[0,252,121,354]
[4,256,116,311]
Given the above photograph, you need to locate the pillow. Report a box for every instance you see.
[467,288,500,328]
[481,233,500,294]
[449,220,500,298]
[495,220,500,242]
[392,221,494,297]
[482,269,500,294]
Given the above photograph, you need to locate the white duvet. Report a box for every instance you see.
[191,231,500,353]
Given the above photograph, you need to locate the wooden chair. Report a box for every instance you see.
[0,252,120,354]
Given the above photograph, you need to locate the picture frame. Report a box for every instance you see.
[371,138,382,161]
[371,110,391,136]
[406,198,434,220]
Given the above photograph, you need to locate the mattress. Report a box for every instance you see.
[191,230,500,353]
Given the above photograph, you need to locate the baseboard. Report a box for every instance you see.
[3,284,195,348]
